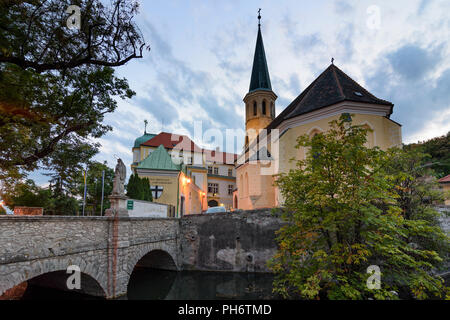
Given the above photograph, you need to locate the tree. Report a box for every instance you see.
[126,174,152,201]
[406,132,450,178]
[384,147,449,273]
[1,179,53,210]
[76,161,114,215]
[270,115,447,300]
[0,0,147,178]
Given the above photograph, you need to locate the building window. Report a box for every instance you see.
[271,102,274,117]
[208,183,218,194]
[262,100,266,115]
[208,166,212,174]
[228,168,233,177]
[188,157,193,165]
[213,167,219,175]
[151,185,164,199]
[228,185,233,195]
[253,101,257,116]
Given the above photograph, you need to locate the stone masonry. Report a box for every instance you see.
[1,207,448,299]
[0,216,180,299]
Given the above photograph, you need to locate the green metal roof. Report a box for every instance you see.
[133,132,156,148]
[137,145,181,171]
[249,25,272,93]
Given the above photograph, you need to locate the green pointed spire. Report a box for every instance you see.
[249,14,272,93]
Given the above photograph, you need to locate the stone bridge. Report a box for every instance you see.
[0,209,284,299]
[1,208,448,299]
[0,216,181,299]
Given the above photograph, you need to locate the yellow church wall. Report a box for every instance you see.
[137,171,205,216]
[236,163,276,210]
[278,113,402,173]
[237,112,402,211]
[137,172,179,210]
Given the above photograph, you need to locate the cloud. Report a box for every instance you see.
[387,44,443,81]
[417,0,434,15]
[366,43,450,141]
[334,0,355,14]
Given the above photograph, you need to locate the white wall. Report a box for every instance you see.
[127,199,170,218]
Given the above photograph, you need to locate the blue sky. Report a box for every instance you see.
[27,0,450,187]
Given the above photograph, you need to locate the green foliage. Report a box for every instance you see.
[270,115,448,300]
[76,161,115,216]
[0,161,114,216]
[384,147,449,271]
[1,179,53,209]
[406,132,450,178]
[0,0,144,179]
[126,174,152,202]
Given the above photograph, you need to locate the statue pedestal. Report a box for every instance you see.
[104,194,129,217]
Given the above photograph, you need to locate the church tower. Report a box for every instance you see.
[244,11,277,148]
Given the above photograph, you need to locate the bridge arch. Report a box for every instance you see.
[127,244,179,277]
[126,244,179,294]
[0,257,108,298]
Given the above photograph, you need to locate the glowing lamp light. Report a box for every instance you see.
[186,178,191,184]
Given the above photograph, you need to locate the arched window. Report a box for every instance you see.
[253,101,257,116]
[271,102,274,118]
[309,128,322,139]
[262,100,267,115]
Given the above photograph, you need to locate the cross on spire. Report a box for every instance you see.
[258,8,261,27]
[331,57,335,65]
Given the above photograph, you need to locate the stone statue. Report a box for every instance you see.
[112,158,126,196]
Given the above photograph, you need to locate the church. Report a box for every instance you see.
[132,14,403,214]
[234,14,403,210]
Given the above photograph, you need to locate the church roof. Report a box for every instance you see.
[249,25,272,93]
[142,132,238,165]
[137,145,181,171]
[267,64,394,130]
[133,132,156,148]
[142,132,203,152]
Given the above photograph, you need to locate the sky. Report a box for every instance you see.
[25,0,450,188]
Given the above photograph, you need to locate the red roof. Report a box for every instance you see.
[141,132,202,152]
[141,132,237,165]
[438,174,450,183]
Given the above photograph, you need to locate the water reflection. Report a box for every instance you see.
[126,268,276,300]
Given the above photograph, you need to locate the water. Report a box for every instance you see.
[127,269,276,300]
[21,269,277,300]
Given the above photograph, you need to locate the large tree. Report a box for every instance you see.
[271,115,447,300]
[0,0,147,178]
